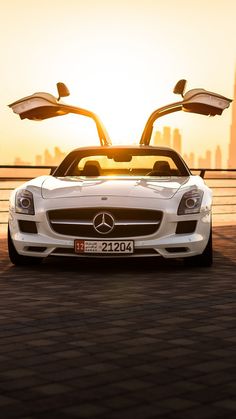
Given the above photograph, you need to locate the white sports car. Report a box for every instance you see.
[8,80,231,267]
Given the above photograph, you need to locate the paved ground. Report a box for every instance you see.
[0,226,236,419]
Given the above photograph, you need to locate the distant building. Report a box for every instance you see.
[153,126,181,150]
[35,155,42,166]
[44,149,52,166]
[33,147,66,166]
[53,147,66,165]
[182,152,195,168]
[153,130,162,146]
[14,157,31,166]
[228,71,236,168]
[163,127,171,147]
[188,152,195,168]
[173,128,182,154]
[197,150,211,168]
[198,157,205,168]
[205,150,211,168]
[215,146,222,169]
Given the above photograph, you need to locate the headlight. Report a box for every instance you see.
[15,189,35,215]
[177,189,203,215]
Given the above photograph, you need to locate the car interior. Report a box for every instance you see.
[64,153,184,177]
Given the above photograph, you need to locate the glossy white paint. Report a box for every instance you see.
[8,173,212,260]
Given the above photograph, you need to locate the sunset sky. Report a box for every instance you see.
[0,0,236,166]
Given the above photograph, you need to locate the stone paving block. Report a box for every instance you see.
[214,399,236,411]
[0,226,236,418]
[102,394,140,409]
[0,402,33,418]
[113,378,155,391]
[190,360,234,373]
[169,404,234,419]
[107,403,170,419]
[0,368,36,380]
[0,394,19,407]
[62,403,110,418]
[157,396,200,411]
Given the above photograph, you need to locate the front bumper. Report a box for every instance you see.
[9,195,211,259]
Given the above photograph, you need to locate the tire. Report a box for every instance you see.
[184,228,213,268]
[8,226,43,266]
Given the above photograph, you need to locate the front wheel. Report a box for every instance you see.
[184,228,213,267]
[8,226,43,266]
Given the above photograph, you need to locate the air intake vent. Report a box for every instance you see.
[165,247,188,253]
[18,220,37,234]
[176,221,197,234]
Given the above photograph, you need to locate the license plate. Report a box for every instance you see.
[74,240,134,254]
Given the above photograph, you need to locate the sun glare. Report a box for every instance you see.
[1,0,235,165]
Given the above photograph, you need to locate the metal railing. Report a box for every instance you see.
[0,165,54,226]
[0,166,236,226]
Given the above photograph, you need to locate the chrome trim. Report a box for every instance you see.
[51,220,92,225]
[50,219,160,226]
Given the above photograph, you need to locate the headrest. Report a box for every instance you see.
[153,160,171,173]
[82,161,100,176]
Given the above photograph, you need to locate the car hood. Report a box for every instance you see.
[41,176,190,200]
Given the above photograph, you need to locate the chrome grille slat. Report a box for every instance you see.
[51,219,160,226]
[51,220,92,225]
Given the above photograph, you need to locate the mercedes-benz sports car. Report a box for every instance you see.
[8,145,213,266]
[7,79,232,266]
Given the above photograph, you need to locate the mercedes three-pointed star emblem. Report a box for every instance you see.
[93,212,115,235]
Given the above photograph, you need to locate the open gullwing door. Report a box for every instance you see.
[9,82,112,147]
[140,79,232,146]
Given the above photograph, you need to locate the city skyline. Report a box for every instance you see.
[12,128,223,169]
[1,1,236,166]
[153,127,222,169]
[228,71,236,168]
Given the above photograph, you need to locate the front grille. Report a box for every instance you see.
[48,208,162,238]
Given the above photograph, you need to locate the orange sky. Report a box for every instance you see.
[0,0,236,165]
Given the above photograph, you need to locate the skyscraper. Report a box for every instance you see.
[173,128,182,154]
[215,146,222,169]
[228,72,236,169]
[205,150,211,168]
[163,127,171,147]
[189,152,195,168]
[153,130,162,146]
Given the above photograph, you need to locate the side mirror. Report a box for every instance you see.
[57,82,70,100]
[173,79,187,97]
[182,88,232,116]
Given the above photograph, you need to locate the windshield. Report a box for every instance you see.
[54,147,190,178]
